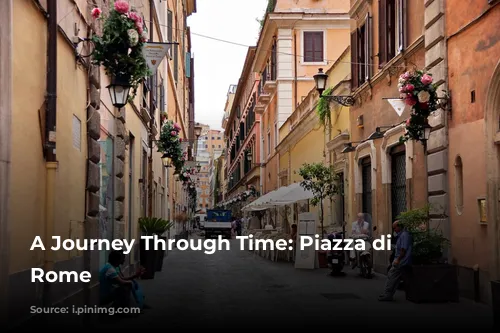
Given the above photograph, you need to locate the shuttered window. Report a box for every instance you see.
[351,15,372,89]
[379,0,406,68]
[303,31,324,63]
[173,44,178,83]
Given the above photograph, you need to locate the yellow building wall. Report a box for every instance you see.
[275,0,350,12]
[289,125,325,183]
[10,0,88,272]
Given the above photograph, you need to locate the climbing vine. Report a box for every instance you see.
[316,87,333,129]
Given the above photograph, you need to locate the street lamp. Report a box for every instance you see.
[420,123,432,143]
[161,154,171,168]
[107,79,131,108]
[313,68,328,96]
[196,163,202,173]
[194,125,203,138]
[313,68,355,106]
[246,150,252,161]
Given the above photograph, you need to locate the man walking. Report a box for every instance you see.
[378,220,412,301]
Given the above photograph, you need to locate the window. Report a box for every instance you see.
[72,115,81,150]
[455,156,464,215]
[303,31,324,63]
[391,145,406,221]
[212,145,215,148]
[274,123,278,147]
[361,157,372,217]
[217,137,221,140]
[173,44,178,83]
[205,144,208,148]
[267,132,271,155]
[167,10,173,43]
[218,145,221,148]
[351,14,372,89]
[379,0,407,68]
[212,137,215,140]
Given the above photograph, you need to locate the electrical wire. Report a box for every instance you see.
[144,19,447,69]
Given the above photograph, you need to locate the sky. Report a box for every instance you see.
[187,0,268,131]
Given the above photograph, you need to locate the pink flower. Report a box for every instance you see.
[402,72,411,80]
[174,123,181,130]
[179,138,183,142]
[114,0,129,14]
[170,131,177,136]
[136,23,143,35]
[128,11,141,22]
[405,96,417,106]
[404,84,414,92]
[421,74,433,85]
[91,7,102,19]
[406,118,411,126]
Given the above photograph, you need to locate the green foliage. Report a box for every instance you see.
[258,0,277,30]
[91,6,151,100]
[138,217,173,236]
[157,120,185,173]
[396,205,450,264]
[316,87,333,128]
[298,162,338,206]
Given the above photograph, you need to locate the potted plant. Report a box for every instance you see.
[154,219,174,272]
[397,206,458,303]
[138,217,170,279]
[298,162,339,268]
[91,0,150,101]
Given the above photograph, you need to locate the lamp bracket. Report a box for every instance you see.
[322,95,356,107]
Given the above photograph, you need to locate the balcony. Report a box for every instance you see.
[254,103,265,115]
[263,80,277,94]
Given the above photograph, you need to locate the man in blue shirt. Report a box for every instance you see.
[379,220,412,301]
[99,250,145,308]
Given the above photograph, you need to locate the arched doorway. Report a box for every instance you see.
[485,60,500,282]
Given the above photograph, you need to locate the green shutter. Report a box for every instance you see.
[185,52,191,78]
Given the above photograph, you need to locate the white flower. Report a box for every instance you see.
[417,90,431,103]
[127,29,139,46]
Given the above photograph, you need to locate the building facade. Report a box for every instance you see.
[345,0,428,272]
[445,0,500,302]
[1,0,196,324]
[253,0,351,197]
[225,47,262,205]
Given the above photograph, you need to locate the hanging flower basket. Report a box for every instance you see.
[398,70,438,142]
[91,0,150,101]
[158,120,185,173]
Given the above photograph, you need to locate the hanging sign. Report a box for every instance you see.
[143,42,170,73]
[386,98,407,117]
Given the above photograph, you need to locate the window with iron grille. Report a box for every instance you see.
[361,158,372,216]
[391,146,406,221]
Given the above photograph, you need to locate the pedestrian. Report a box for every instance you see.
[235,218,242,236]
[378,220,412,301]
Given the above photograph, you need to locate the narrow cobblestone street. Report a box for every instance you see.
[110,237,493,329]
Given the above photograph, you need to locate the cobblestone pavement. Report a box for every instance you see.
[112,238,493,329]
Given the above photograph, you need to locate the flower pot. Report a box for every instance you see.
[491,280,500,328]
[139,238,157,280]
[155,236,167,272]
[405,264,459,303]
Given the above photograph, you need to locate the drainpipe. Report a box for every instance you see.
[43,0,58,307]
[259,117,264,196]
[147,0,154,217]
[0,0,13,325]
[293,32,297,109]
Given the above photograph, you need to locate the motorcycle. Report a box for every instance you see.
[349,213,374,278]
[327,231,346,276]
[352,233,373,278]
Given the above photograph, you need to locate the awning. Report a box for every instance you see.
[269,182,313,205]
[242,183,313,210]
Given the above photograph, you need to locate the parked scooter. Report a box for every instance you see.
[352,233,373,278]
[327,231,346,276]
